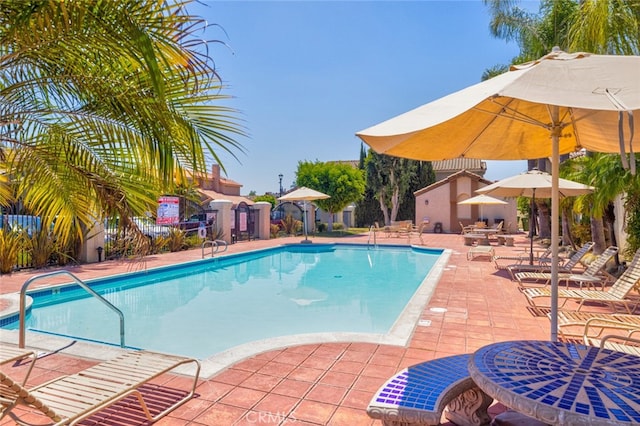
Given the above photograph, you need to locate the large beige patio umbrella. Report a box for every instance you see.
[278,187,330,243]
[457,194,507,223]
[477,170,594,264]
[356,48,640,341]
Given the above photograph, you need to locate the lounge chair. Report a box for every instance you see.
[581,317,640,351]
[522,248,640,314]
[515,246,618,290]
[493,246,552,271]
[409,221,427,245]
[553,310,640,339]
[0,350,201,425]
[596,333,640,356]
[0,343,38,385]
[505,241,595,280]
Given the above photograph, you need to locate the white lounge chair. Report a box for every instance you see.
[0,350,200,425]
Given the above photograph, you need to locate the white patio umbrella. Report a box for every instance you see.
[356,48,640,341]
[477,170,594,264]
[457,194,507,223]
[278,187,330,243]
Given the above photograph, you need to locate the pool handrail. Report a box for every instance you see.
[368,225,377,249]
[19,270,125,349]
[201,239,228,258]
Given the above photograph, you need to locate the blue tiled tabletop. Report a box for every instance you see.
[469,340,640,425]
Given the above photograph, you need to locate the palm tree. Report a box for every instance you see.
[0,0,243,253]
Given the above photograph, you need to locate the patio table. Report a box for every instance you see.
[468,340,640,425]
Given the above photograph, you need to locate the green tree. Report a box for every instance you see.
[0,0,243,253]
[254,194,277,209]
[295,161,365,232]
[365,151,431,225]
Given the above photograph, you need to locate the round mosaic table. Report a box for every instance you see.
[468,340,640,425]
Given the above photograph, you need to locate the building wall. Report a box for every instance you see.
[415,177,518,233]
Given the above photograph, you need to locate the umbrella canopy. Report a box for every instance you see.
[356,49,640,342]
[457,194,508,222]
[477,170,594,263]
[278,187,330,242]
[476,170,595,199]
[278,187,331,202]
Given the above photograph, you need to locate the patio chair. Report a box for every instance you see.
[459,221,474,235]
[522,248,640,314]
[581,317,640,352]
[515,246,618,290]
[505,241,595,280]
[0,350,201,425]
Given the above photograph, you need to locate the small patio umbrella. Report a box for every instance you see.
[477,170,594,264]
[278,187,330,243]
[356,48,640,341]
[457,194,507,223]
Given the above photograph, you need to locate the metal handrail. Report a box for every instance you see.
[19,271,125,348]
[202,239,228,258]
[368,225,377,249]
[215,239,228,253]
[202,240,216,258]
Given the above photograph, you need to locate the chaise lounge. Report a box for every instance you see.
[522,249,640,314]
[0,349,201,425]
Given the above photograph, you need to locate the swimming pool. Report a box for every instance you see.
[4,244,446,362]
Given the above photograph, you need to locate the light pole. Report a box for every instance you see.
[278,174,283,197]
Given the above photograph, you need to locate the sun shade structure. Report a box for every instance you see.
[477,170,594,264]
[356,49,640,342]
[457,194,507,223]
[278,187,330,243]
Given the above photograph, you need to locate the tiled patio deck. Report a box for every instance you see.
[0,232,557,425]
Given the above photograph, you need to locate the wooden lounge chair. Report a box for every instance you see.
[522,248,640,314]
[505,241,595,280]
[0,350,201,425]
[515,246,618,290]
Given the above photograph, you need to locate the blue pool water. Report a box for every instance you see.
[5,244,442,359]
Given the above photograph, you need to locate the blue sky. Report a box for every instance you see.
[189,1,540,195]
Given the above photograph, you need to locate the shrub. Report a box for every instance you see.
[167,227,186,252]
[281,215,301,236]
[28,227,56,268]
[270,224,280,238]
[0,228,25,274]
[317,222,327,232]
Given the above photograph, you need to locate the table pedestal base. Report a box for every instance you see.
[445,387,493,426]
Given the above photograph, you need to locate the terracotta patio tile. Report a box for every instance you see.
[306,383,347,405]
[253,393,299,415]
[192,402,248,425]
[218,386,267,409]
[292,400,337,424]
[258,361,297,377]
[239,373,283,392]
[331,359,366,375]
[318,370,357,388]
[271,378,313,398]
[287,365,325,382]
[211,368,253,386]
[341,388,374,410]
[329,405,375,425]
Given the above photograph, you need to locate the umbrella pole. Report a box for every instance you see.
[303,201,308,241]
[529,192,535,265]
[550,109,561,342]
